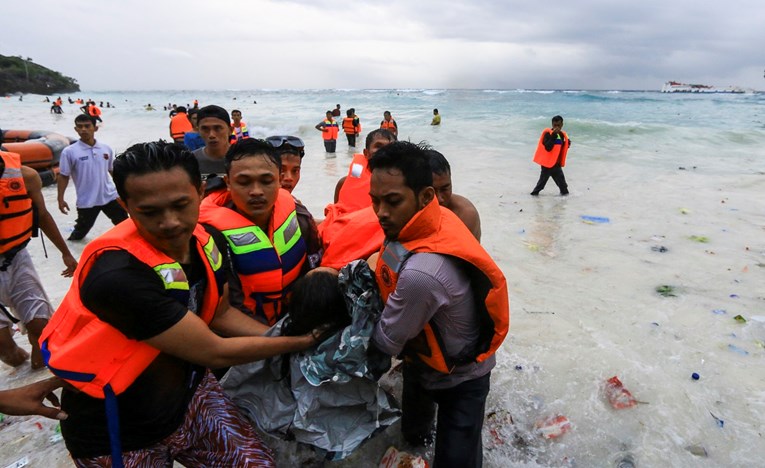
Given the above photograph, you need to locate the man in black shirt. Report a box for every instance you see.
[40,141,322,467]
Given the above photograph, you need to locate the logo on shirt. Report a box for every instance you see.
[103,153,109,160]
[380,264,392,287]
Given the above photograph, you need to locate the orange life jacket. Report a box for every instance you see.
[374,198,509,373]
[380,119,396,132]
[230,121,249,142]
[321,119,339,140]
[0,152,33,255]
[169,113,193,141]
[199,188,306,325]
[533,128,569,168]
[342,117,357,135]
[39,221,225,399]
[88,105,102,117]
[354,115,362,134]
[337,153,372,212]
[319,206,384,270]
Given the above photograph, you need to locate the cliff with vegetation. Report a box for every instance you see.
[0,54,79,95]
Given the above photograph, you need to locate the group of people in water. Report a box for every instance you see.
[0,101,572,466]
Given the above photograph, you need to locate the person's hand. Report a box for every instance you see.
[0,377,68,420]
[309,323,336,345]
[61,254,78,277]
[58,199,70,215]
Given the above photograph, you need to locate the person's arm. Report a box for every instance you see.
[146,312,317,369]
[333,176,347,203]
[209,284,270,337]
[56,173,71,214]
[315,122,326,132]
[542,130,557,151]
[23,166,77,276]
[0,377,68,420]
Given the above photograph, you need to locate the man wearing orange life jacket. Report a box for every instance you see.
[199,138,312,326]
[168,106,193,143]
[379,110,398,137]
[0,151,77,369]
[86,102,103,123]
[318,129,396,269]
[230,109,250,143]
[39,141,321,467]
[530,115,570,196]
[368,141,509,467]
[341,108,361,148]
[315,110,339,153]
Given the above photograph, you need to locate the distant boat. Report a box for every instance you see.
[661,81,747,93]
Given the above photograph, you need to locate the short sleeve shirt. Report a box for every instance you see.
[59,140,118,208]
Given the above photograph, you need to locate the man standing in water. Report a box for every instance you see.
[368,141,509,467]
[315,110,339,153]
[530,115,570,196]
[192,105,232,194]
[57,114,128,241]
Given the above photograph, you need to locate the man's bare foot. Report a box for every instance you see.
[0,346,29,367]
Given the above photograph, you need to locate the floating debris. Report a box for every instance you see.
[710,412,724,428]
[580,215,610,224]
[712,309,727,315]
[534,414,572,439]
[686,445,708,457]
[733,315,747,323]
[689,235,709,243]
[651,245,669,253]
[656,285,676,297]
[605,376,638,409]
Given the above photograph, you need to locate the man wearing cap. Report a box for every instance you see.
[266,136,322,270]
[192,105,232,195]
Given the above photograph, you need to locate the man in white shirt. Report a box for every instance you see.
[57,115,128,241]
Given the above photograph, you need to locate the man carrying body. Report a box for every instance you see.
[530,115,570,196]
[230,109,249,142]
[427,149,481,241]
[40,141,321,466]
[199,139,314,326]
[368,141,509,467]
[169,106,193,144]
[380,110,398,137]
[57,114,128,241]
[0,151,77,369]
[192,105,232,194]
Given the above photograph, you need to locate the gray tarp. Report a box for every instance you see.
[221,260,401,460]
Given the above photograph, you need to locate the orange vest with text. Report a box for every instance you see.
[0,152,33,255]
[533,128,569,168]
[374,198,509,373]
[39,221,225,398]
[199,189,306,325]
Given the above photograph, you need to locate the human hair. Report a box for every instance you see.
[74,114,96,126]
[187,107,199,117]
[113,141,201,201]
[369,141,433,195]
[365,128,396,150]
[383,110,391,117]
[231,109,241,115]
[326,110,333,117]
[283,270,349,337]
[346,109,353,117]
[552,115,563,124]
[433,108,439,114]
[426,149,450,176]
[224,138,281,174]
[196,105,230,126]
[176,106,187,113]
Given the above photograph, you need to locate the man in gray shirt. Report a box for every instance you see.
[368,141,510,467]
[191,105,231,195]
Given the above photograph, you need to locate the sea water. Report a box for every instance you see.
[1,89,764,467]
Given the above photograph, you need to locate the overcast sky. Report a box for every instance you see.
[3,0,763,91]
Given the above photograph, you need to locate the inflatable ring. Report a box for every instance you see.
[1,130,73,186]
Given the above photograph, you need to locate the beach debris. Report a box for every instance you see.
[710,412,724,428]
[680,207,690,214]
[727,344,749,356]
[729,294,739,298]
[712,309,726,315]
[689,235,709,243]
[655,285,676,297]
[733,314,746,323]
[49,433,64,444]
[533,414,571,439]
[604,376,638,409]
[685,445,708,457]
[379,446,429,468]
[485,409,514,447]
[580,215,609,224]
[4,457,29,468]
[614,453,636,468]
[691,372,700,380]
[651,245,669,253]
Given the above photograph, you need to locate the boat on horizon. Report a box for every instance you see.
[661,81,748,94]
